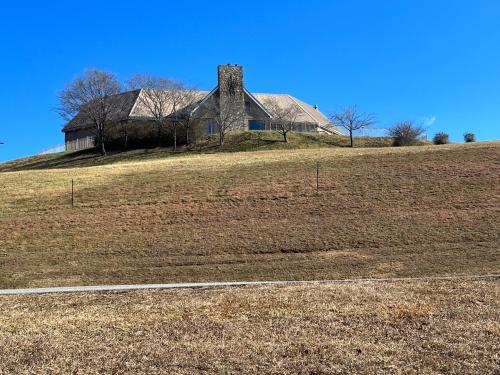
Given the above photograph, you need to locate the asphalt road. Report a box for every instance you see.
[0,274,498,296]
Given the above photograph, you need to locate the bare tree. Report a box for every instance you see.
[264,98,302,142]
[168,86,200,150]
[182,111,196,146]
[179,92,202,145]
[217,98,243,146]
[58,69,122,155]
[330,106,375,147]
[201,94,243,146]
[127,74,176,148]
[128,75,199,150]
[118,120,129,149]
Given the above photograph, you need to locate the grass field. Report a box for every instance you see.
[0,141,498,288]
[0,280,498,373]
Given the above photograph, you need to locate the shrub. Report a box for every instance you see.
[464,133,475,143]
[388,122,426,146]
[433,132,449,145]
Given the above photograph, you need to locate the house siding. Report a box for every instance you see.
[65,129,95,151]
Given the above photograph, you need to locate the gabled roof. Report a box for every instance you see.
[189,87,218,116]
[189,86,273,119]
[244,88,273,118]
[129,89,208,119]
[62,90,141,132]
[253,93,344,135]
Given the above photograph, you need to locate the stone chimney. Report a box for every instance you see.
[218,64,246,130]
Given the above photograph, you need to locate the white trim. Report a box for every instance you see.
[243,88,273,118]
[190,86,218,116]
[127,89,142,117]
[318,125,344,136]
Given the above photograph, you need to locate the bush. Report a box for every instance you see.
[388,122,426,146]
[433,132,449,145]
[464,133,475,143]
[103,120,206,151]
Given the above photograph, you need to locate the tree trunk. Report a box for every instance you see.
[283,131,288,143]
[123,124,128,149]
[157,123,162,148]
[349,130,353,147]
[219,130,224,146]
[185,123,190,145]
[173,124,177,151]
[99,124,106,155]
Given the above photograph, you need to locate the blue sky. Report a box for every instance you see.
[0,0,499,161]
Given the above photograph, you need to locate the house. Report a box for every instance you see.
[62,65,343,151]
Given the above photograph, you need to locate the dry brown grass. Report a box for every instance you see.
[0,280,498,374]
[0,142,499,288]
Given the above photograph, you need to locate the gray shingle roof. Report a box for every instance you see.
[129,89,209,119]
[62,90,141,132]
[254,93,343,135]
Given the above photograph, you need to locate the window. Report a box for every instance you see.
[248,119,265,130]
[206,120,217,134]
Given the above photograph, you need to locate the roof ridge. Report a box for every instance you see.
[287,95,318,124]
[253,93,290,96]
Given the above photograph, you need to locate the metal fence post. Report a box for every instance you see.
[316,161,319,193]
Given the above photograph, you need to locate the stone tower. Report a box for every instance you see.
[218,64,246,130]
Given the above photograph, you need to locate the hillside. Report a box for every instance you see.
[0,142,498,288]
[0,132,394,171]
[1,280,498,373]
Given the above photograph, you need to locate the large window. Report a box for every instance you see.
[248,119,266,130]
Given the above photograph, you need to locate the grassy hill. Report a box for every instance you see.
[0,131,395,171]
[0,141,498,288]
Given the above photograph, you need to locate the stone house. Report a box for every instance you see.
[62,65,343,150]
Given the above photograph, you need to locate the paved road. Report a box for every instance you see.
[0,274,498,296]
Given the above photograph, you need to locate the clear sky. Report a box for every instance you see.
[1,0,499,162]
